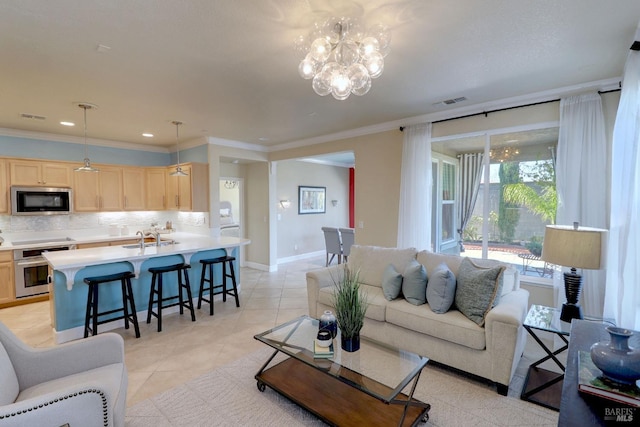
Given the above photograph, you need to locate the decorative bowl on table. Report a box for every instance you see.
[316,330,332,348]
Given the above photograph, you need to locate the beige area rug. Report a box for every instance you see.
[125,347,559,426]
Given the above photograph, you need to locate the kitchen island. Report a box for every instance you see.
[43,233,250,343]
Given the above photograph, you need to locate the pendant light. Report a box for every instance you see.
[170,120,188,176]
[74,103,100,172]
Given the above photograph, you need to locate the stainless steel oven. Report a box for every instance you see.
[13,240,75,298]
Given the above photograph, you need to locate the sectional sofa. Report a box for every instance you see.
[306,245,530,394]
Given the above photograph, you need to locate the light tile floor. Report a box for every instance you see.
[0,256,559,409]
[0,256,327,406]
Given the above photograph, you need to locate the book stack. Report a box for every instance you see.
[578,351,640,407]
[313,340,334,359]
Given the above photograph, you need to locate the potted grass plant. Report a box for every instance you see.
[332,266,368,352]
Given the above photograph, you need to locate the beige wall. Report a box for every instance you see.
[276,160,350,258]
[271,130,404,248]
[218,91,621,271]
[244,161,271,266]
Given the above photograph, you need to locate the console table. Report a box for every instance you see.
[559,319,640,426]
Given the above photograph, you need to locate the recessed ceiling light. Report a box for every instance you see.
[60,121,75,126]
[258,137,269,141]
[142,133,154,138]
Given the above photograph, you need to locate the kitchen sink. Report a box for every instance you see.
[122,241,179,249]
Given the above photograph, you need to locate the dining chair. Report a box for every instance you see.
[338,228,355,263]
[321,227,342,266]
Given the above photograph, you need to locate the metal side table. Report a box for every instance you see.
[520,304,615,411]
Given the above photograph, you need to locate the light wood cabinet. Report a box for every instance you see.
[166,163,208,211]
[10,160,72,187]
[0,251,15,305]
[122,168,145,210]
[145,167,167,210]
[74,166,123,212]
[0,159,8,213]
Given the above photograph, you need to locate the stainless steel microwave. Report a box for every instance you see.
[11,186,73,216]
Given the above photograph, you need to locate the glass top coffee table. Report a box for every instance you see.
[254,315,431,427]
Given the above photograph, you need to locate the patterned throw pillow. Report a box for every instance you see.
[402,260,427,305]
[454,258,505,326]
[382,263,403,300]
[426,263,457,313]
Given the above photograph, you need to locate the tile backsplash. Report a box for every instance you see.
[0,211,208,234]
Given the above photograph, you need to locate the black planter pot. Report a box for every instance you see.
[341,333,360,352]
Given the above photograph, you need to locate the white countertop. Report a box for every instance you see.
[42,232,250,289]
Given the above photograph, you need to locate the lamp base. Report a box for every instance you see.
[560,303,583,323]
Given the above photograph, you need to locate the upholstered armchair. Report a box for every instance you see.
[0,321,127,427]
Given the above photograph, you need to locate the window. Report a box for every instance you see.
[432,127,558,280]
[431,155,458,254]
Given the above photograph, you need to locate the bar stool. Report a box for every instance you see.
[146,263,196,332]
[197,255,240,315]
[83,270,140,338]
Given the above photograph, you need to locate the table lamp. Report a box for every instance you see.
[540,222,606,322]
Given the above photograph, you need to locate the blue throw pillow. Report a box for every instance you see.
[402,260,427,305]
[426,263,456,313]
[382,264,403,300]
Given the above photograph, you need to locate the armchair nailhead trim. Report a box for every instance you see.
[0,389,109,426]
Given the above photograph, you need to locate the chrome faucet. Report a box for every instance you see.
[136,230,145,249]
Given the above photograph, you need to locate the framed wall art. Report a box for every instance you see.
[298,186,326,214]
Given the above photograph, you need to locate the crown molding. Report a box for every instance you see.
[0,127,169,153]
[268,77,622,152]
[207,136,268,152]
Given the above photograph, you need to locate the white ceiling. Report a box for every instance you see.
[0,0,638,151]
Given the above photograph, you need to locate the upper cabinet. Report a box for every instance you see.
[122,168,146,211]
[74,166,123,212]
[145,167,167,210]
[0,160,7,213]
[166,163,208,212]
[10,160,72,187]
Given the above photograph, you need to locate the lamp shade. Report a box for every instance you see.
[540,224,606,270]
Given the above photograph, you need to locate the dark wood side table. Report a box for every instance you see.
[559,319,640,426]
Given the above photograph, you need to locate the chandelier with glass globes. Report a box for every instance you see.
[297,17,391,100]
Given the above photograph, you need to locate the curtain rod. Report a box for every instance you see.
[399,85,622,131]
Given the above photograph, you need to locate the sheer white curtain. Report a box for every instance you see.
[555,92,609,317]
[604,28,640,330]
[397,123,432,250]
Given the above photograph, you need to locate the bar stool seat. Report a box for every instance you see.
[83,270,140,338]
[197,255,240,316]
[146,263,196,332]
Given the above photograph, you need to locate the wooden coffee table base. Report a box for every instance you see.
[256,356,430,427]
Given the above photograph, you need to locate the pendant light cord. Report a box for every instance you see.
[83,105,88,159]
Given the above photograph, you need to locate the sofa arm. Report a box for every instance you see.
[306,264,344,318]
[484,289,529,387]
[9,333,125,391]
[485,289,529,329]
[0,384,114,427]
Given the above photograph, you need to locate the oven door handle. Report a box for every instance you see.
[15,259,48,267]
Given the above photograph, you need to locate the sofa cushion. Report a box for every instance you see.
[318,284,386,322]
[426,263,457,313]
[348,245,417,288]
[382,263,403,300]
[402,260,427,305]
[0,342,19,406]
[465,257,517,296]
[417,250,464,276]
[385,299,486,350]
[455,258,505,326]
